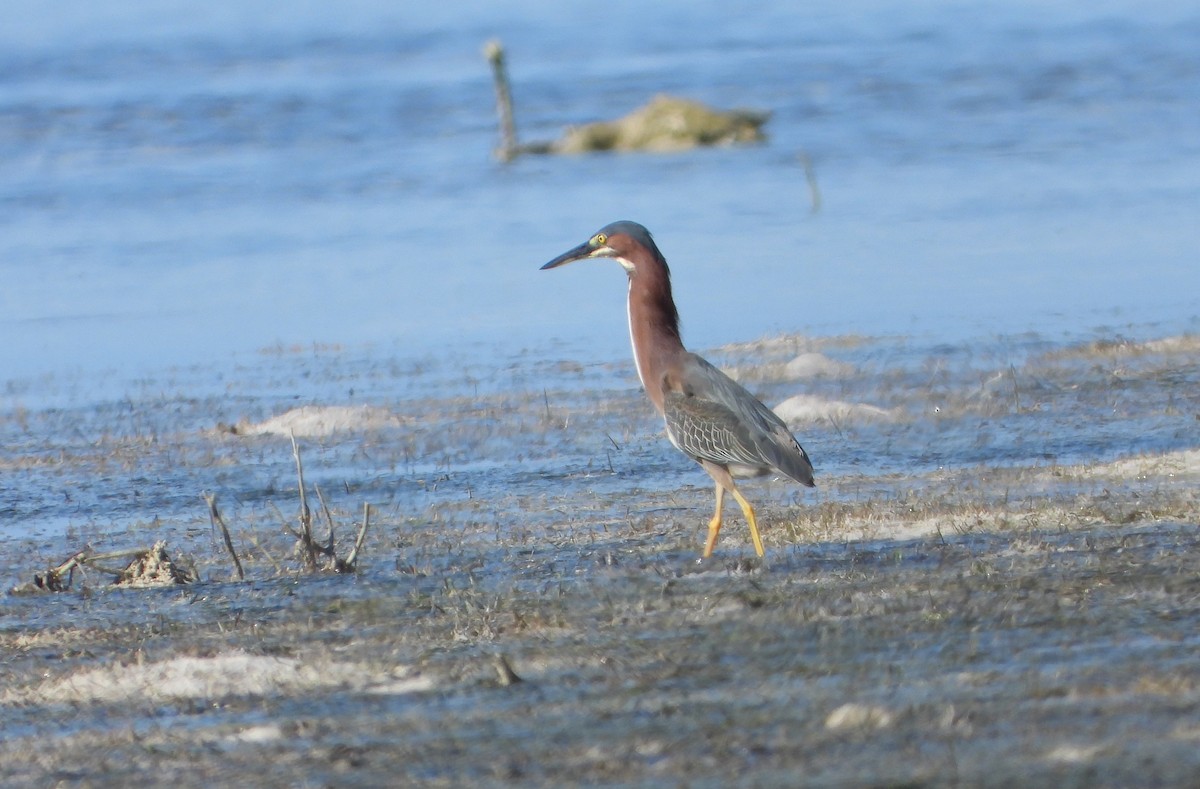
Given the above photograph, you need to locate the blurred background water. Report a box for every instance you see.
[1,0,1198,395]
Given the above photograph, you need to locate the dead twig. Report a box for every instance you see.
[798,151,822,213]
[205,492,245,581]
[29,550,89,592]
[314,484,339,560]
[288,436,370,573]
[336,503,372,574]
[493,653,524,686]
[290,431,321,569]
[484,39,519,162]
[243,531,286,575]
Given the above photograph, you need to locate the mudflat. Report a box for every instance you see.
[2,332,1198,786]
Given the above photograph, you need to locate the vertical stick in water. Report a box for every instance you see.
[484,39,519,162]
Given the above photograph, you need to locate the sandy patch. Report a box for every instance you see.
[825,703,895,731]
[234,405,406,438]
[1062,449,1200,481]
[712,333,874,357]
[773,394,897,426]
[3,652,432,706]
[725,352,857,383]
[782,352,857,379]
[1042,334,1200,361]
[829,506,1083,545]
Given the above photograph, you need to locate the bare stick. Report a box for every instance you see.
[245,532,286,575]
[311,484,343,571]
[290,432,318,569]
[1008,364,1022,412]
[205,492,245,581]
[270,500,302,540]
[34,550,89,592]
[484,39,519,162]
[341,503,372,573]
[314,483,338,559]
[290,431,311,526]
[83,548,156,563]
[493,653,523,686]
[797,152,822,213]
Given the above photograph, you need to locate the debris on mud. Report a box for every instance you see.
[114,541,198,588]
[285,435,372,573]
[9,541,196,595]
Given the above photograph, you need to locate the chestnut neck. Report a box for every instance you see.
[625,249,684,415]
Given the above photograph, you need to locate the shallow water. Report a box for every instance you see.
[2,0,1198,387]
[2,325,1196,552]
[4,0,1200,543]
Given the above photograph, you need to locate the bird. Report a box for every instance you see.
[541,220,815,558]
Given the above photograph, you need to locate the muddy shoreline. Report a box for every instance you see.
[2,331,1198,786]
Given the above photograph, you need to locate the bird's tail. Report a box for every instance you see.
[764,432,816,487]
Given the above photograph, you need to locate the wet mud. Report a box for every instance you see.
[1,330,1198,786]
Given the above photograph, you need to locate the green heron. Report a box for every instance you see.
[541,221,815,558]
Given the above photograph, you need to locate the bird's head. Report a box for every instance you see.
[540,220,667,276]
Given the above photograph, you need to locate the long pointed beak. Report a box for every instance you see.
[540,240,602,270]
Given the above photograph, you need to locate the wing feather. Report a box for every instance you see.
[663,353,815,486]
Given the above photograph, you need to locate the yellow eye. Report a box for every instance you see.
[592,233,607,246]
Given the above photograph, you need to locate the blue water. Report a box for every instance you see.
[2,0,1199,389]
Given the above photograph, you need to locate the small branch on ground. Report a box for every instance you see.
[493,653,524,686]
[9,543,196,595]
[314,484,339,559]
[205,492,245,581]
[290,431,321,569]
[288,437,372,573]
[484,39,519,162]
[334,503,372,574]
[24,550,88,593]
[797,152,822,213]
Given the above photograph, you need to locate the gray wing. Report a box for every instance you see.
[665,353,815,486]
[664,390,765,470]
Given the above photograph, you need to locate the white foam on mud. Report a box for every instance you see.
[237,405,405,438]
[1065,449,1200,481]
[1044,743,1106,764]
[724,352,856,384]
[1044,333,1200,361]
[230,724,285,743]
[1139,335,1200,355]
[773,394,897,426]
[4,652,433,705]
[825,703,895,731]
[783,352,857,380]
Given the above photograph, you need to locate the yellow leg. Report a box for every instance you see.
[730,488,765,558]
[702,483,725,558]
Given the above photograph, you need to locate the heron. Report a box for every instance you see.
[541,221,815,557]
